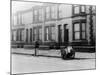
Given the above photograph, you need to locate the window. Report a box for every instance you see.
[14,31,16,41]
[33,28,35,41]
[46,7,50,19]
[22,30,24,41]
[12,31,16,41]
[26,29,28,42]
[34,28,37,41]
[92,6,96,14]
[45,26,55,41]
[39,9,44,21]
[34,10,38,22]
[81,6,85,12]
[20,30,22,41]
[86,6,90,13]
[17,14,19,25]
[17,14,22,25]
[74,6,80,14]
[59,5,62,18]
[19,30,24,41]
[59,5,68,18]
[51,6,57,19]
[38,28,42,40]
[81,23,86,39]
[13,16,17,25]
[74,23,80,39]
[30,28,32,42]
[50,26,55,40]
[39,9,42,21]
[73,22,86,40]
[16,30,19,41]
[12,32,13,41]
[22,11,33,24]
[45,27,49,41]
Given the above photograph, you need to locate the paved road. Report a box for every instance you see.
[11,49,96,74]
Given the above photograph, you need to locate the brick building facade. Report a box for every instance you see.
[11,3,96,49]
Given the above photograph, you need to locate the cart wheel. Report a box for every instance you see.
[71,54,75,59]
[70,52,75,59]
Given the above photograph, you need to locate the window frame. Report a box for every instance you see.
[34,10,38,22]
[45,6,51,20]
[30,28,32,42]
[12,30,17,41]
[33,27,37,41]
[38,27,42,41]
[51,6,57,19]
[58,4,68,18]
[38,9,44,22]
[45,27,49,41]
[26,29,28,42]
[81,22,86,39]
[73,5,80,15]
[50,26,55,41]
[73,23,81,40]
[80,5,86,13]
[73,21,86,40]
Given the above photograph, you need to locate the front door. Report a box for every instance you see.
[64,24,69,45]
[58,25,62,45]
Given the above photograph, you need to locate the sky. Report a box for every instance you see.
[12,0,43,14]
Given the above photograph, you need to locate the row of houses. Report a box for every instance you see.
[11,3,96,49]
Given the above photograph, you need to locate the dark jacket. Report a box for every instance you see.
[35,41,39,48]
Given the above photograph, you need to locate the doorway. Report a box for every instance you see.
[58,25,62,45]
[64,24,69,45]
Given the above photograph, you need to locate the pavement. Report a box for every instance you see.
[12,49,96,74]
[12,48,62,57]
[11,48,96,58]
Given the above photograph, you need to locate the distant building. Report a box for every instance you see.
[11,3,96,48]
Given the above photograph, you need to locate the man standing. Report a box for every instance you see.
[34,41,39,56]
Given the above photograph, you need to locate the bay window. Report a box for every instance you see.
[74,23,80,39]
[73,22,86,40]
[81,23,86,39]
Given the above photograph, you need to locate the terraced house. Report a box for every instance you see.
[11,3,96,51]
